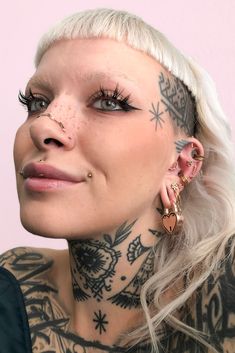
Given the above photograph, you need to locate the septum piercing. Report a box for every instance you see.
[37,113,66,133]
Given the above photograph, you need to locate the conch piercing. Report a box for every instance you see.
[37,113,66,133]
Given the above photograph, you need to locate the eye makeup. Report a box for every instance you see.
[18,89,50,114]
[88,85,140,112]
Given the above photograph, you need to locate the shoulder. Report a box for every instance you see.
[0,246,68,284]
[189,237,235,352]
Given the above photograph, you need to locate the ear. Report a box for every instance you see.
[160,137,204,208]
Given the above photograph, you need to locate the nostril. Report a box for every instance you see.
[44,138,63,147]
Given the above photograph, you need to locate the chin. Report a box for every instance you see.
[19,204,98,240]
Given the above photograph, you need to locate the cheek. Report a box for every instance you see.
[13,124,31,169]
[80,119,173,190]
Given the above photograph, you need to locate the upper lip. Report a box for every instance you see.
[21,162,85,183]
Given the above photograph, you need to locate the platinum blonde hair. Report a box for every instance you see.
[35,8,235,352]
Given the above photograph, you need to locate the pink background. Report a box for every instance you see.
[1,0,235,252]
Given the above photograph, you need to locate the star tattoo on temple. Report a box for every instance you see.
[149,102,165,130]
[93,310,109,334]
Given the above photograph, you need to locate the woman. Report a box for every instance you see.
[1,8,235,353]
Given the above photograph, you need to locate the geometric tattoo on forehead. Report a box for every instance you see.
[158,72,197,136]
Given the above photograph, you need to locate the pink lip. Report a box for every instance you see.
[21,162,85,192]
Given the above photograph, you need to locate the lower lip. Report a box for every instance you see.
[24,177,81,192]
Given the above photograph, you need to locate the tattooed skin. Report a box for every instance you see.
[70,220,137,303]
[149,72,197,136]
[1,238,235,352]
[175,139,190,153]
[159,240,235,353]
[0,247,147,353]
[69,220,158,310]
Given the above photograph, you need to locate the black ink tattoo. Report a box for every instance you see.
[93,310,109,334]
[127,235,150,264]
[148,229,165,238]
[149,102,165,130]
[160,237,235,353]
[158,72,196,136]
[0,248,142,353]
[70,220,137,302]
[175,139,189,153]
[109,249,155,309]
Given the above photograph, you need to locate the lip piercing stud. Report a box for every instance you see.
[87,172,93,178]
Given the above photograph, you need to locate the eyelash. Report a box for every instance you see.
[88,85,138,112]
[18,85,139,114]
[18,89,49,114]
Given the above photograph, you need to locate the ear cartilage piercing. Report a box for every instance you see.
[186,160,193,167]
[87,172,93,178]
[193,155,205,161]
[171,182,179,195]
[19,170,24,176]
[179,172,190,186]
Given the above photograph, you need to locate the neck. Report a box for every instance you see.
[67,213,164,346]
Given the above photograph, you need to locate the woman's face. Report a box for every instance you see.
[14,38,178,239]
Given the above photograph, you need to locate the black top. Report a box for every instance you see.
[0,267,32,353]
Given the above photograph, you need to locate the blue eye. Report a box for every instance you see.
[28,98,49,113]
[92,98,123,111]
[89,86,140,113]
[18,90,49,114]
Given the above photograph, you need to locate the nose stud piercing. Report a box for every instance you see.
[37,113,66,133]
[87,172,93,178]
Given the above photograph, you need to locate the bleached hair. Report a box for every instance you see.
[35,8,235,352]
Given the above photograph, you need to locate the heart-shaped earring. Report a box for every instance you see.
[161,200,184,235]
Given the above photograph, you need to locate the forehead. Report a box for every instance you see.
[30,38,166,92]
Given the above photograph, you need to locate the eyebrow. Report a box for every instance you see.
[26,70,138,93]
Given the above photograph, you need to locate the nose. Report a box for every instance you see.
[29,113,75,152]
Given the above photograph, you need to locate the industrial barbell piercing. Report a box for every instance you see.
[37,113,66,133]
